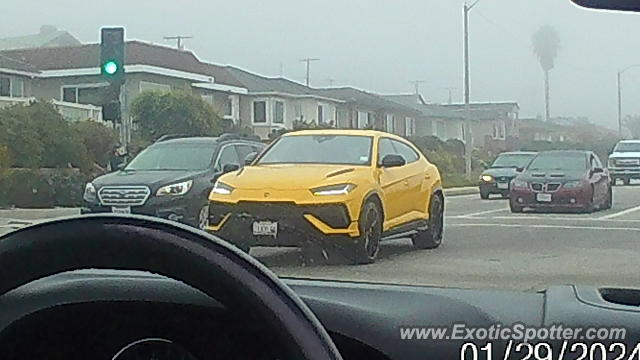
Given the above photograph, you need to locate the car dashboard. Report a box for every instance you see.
[1,271,640,359]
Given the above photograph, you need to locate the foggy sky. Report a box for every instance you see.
[4,0,640,129]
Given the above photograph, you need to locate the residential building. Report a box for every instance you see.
[0,26,81,51]
[443,102,520,153]
[383,94,465,140]
[0,41,248,142]
[519,118,573,143]
[0,53,103,121]
[223,67,344,139]
[314,87,420,137]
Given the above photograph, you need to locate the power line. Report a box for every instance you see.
[409,80,426,95]
[300,58,320,86]
[163,35,193,50]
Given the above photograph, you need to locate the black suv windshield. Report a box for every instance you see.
[125,143,216,171]
[614,143,640,152]
[491,154,535,168]
[258,135,372,165]
[527,153,587,171]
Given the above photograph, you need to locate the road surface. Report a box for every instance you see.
[2,187,640,291]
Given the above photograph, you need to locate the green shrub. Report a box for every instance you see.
[0,169,89,208]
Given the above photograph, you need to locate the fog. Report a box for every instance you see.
[4,0,640,128]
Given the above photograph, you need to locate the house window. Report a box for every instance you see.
[0,77,10,97]
[253,101,267,123]
[224,97,233,117]
[317,105,324,124]
[62,87,78,103]
[385,114,395,133]
[357,111,370,128]
[273,101,284,124]
[295,103,303,121]
[404,117,415,137]
[11,78,24,97]
[139,81,171,93]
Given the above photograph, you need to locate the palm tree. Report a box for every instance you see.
[532,25,561,122]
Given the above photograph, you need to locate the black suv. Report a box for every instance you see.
[81,134,266,229]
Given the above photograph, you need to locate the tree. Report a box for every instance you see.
[0,101,90,171]
[625,115,640,139]
[532,25,561,122]
[131,91,223,141]
[71,121,118,167]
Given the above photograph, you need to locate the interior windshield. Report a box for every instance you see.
[527,153,587,171]
[258,135,372,165]
[1,0,638,297]
[126,144,216,171]
[491,154,535,168]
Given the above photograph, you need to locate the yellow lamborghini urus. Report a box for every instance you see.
[206,129,443,264]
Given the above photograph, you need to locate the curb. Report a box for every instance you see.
[443,186,479,197]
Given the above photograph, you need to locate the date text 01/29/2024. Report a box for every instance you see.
[461,341,640,360]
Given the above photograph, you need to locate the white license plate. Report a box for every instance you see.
[111,206,131,214]
[252,221,278,237]
[536,193,552,202]
[497,182,509,189]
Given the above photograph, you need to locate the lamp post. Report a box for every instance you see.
[463,0,481,177]
[617,64,640,138]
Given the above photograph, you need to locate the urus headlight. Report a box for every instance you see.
[210,181,235,195]
[156,180,193,196]
[311,183,357,196]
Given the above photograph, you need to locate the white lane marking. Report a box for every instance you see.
[457,208,510,218]
[445,194,479,200]
[446,215,640,222]
[599,204,640,219]
[448,223,640,232]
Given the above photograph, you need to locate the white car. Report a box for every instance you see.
[608,140,640,185]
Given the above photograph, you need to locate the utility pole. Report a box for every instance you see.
[300,58,320,86]
[463,0,481,177]
[409,80,426,95]
[617,71,622,138]
[617,64,640,139]
[163,35,193,50]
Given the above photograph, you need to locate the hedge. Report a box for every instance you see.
[0,168,89,208]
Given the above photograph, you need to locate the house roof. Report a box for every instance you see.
[224,66,324,96]
[442,102,520,120]
[0,41,244,87]
[0,26,81,51]
[382,94,462,119]
[0,54,40,73]
[315,87,419,114]
[519,118,567,132]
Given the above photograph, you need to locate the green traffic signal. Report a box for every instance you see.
[103,61,118,75]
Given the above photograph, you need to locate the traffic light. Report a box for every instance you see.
[100,27,125,85]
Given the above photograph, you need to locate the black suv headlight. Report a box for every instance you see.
[83,183,97,202]
[156,180,193,196]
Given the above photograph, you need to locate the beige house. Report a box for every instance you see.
[0,41,248,142]
[314,87,420,137]
[383,94,465,141]
[443,102,520,152]
[223,67,344,139]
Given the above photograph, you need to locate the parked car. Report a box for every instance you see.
[509,150,612,213]
[478,151,537,199]
[81,134,266,229]
[607,140,640,186]
[206,129,444,264]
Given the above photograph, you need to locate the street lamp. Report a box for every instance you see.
[463,0,482,177]
[617,64,640,138]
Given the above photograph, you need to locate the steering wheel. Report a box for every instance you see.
[0,215,342,360]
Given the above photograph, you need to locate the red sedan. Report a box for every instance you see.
[509,150,612,213]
